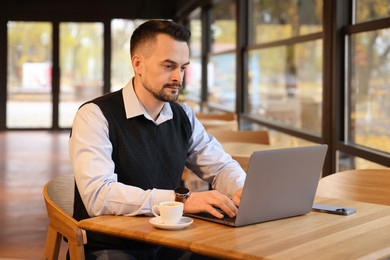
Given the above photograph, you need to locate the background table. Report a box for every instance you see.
[220,142,277,171]
[198,119,238,131]
[79,197,390,260]
[221,142,273,157]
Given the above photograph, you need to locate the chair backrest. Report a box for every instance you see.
[207,130,270,145]
[231,155,251,173]
[43,175,86,260]
[196,113,238,131]
[195,112,237,121]
[46,175,75,216]
[316,169,390,206]
[206,130,270,172]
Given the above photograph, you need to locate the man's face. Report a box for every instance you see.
[135,34,190,102]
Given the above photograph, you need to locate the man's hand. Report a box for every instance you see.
[231,188,243,206]
[183,190,238,219]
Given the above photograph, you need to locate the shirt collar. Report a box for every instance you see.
[122,79,173,124]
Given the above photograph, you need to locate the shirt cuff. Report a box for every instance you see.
[152,189,175,206]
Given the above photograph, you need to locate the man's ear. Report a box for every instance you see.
[132,55,142,75]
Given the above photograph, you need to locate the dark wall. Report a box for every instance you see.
[0,0,187,20]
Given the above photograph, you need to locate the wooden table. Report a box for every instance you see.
[182,142,272,189]
[221,142,273,157]
[79,197,390,259]
[316,169,390,206]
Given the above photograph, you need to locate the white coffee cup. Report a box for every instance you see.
[152,201,184,224]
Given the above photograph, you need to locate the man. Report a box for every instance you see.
[69,19,246,259]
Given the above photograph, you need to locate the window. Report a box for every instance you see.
[111,19,144,92]
[249,0,323,44]
[7,21,52,128]
[349,29,390,154]
[207,0,237,111]
[245,0,324,148]
[59,22,104,128]
[208,53,236,110]
[339,0,390,169]
[185,8,202,110]
[247,40,323,134]
[355,0,390,23]
[3,19,150,130]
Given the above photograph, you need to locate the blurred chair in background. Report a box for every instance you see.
[196,112,238,131]
[209,129,270,172]
[195,112,236,121]
[207,130,270,145]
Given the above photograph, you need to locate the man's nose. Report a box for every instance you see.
[171,68,184,83]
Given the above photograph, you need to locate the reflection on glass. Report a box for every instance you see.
[59,22,103,128]
[7,21,52,128]
[247,40,323,133]
[189,13,202,57]
[185,57,202,101]
[337,151,388,171]
[111,19,145,92]
[242,119,316,147]
[184,11,202,107]
[210,0,236,52]
[268,129,316,147]
[249,0,323,44]
[349,29,390,153]
[355,0,390,23]
[208,53,236,111]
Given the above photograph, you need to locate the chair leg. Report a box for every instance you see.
[68,241,86,260]
[43,224,62,260]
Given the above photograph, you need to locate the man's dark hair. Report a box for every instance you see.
[130,20,191,57]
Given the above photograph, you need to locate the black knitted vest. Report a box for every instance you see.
[72,89,192,251]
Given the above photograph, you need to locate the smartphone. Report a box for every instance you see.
[312,203,356,216]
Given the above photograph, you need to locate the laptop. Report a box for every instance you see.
[186,144,328,227]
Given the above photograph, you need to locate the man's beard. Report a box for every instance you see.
[144,82,182,102]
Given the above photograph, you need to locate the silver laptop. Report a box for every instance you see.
[186,144,328,227]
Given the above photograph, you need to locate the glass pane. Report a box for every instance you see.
[240,119,316,147]
[355,0,390,23]
[349,29,390,153]
[337,151,389,171]
[7,21,52,128]
[249,0,323,44]
[247,40,323,133]
[208,53,236,111]
[111,19,145,92]
[59,22,104,128]
[210,0,236,52]
[185,10,202,108]
[185,57,202,102]
[269,129,316,147]
[189,10,202,57]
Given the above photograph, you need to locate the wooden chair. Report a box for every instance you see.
[316,169,390,206]
[195,112,236,121]
[230,155,251,173]
[207,130,270,172]
[43,175,87,260]
[207,130,270,145]
[182,113,240,188]
[195,112,238,131]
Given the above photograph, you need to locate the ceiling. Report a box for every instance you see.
[0,0,201,21]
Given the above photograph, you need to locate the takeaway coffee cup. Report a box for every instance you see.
[152,201,184,224]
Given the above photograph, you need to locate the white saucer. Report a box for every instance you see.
[149,216,193,230]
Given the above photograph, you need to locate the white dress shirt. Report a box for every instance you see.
[69,79,246,217]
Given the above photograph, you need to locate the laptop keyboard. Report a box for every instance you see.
[186,209,236,224]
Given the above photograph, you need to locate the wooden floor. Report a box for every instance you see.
[0,131,71,260]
